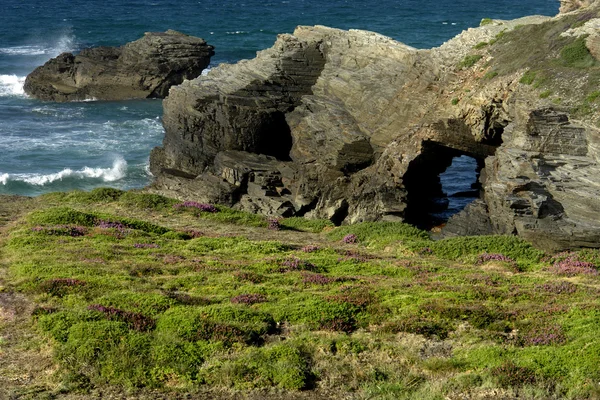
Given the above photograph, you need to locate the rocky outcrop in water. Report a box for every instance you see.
[149,3,600,251]
[24,30,214,101]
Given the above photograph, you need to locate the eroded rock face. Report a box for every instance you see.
[560,0,594,13]
[149,5,600,250]
[24,30,214,101]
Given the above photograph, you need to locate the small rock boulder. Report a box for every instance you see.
[24,30,214,101]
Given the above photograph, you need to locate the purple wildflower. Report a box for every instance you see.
[519,324,567,346]
[477,253,516,264]
[173,202,218,213]
[230,294,267,305]
[342,234,359,244]
[302,273,337,285]
[301,245,319,253]
[537,281,577,294]
[267,217,281,231]
[133,243,159,249]
[548,254,598,276]
[278,257,318,272]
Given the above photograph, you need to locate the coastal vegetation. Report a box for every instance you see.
[1,190,599,399]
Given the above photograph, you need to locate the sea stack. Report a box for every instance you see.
[23,30,214,102]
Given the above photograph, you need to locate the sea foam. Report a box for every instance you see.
[0,75,26,97]
[0,157,127,186]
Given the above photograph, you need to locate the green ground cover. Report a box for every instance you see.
[1,190,599,399]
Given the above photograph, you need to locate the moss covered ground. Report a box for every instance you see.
[1,189,599,399]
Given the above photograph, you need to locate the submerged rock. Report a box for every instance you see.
[149,2,600,250]
[24,30,214,101]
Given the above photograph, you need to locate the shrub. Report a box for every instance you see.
[586,91,600,102]
[539,90,552,99]
[491,361,536,388]
[480,18,493,26]
[278,257,321,273]
[31,225,87,237]
[302,273,338,285]
[413,235,544,268]
[88,304,156,332]
[173,201,218,213]
[301,245,320,253]
[156,305,276,345]
[328,222,428,247]
[517,323,567,346]
[267,217,281,231]
[37,310,101,342]
[476,253,517,270]
[483,71,498,80]
[382,315,451,339]
[342,234,359,244]
[519,70,537,85]
[231,294,267,305]
[548,254,598,276]
[234,271,264,284]
[119,192,176,210]
[28,207,97,227]
[327,285,373,309]
[451,97,460,105]
[87,187,124,202]
[537,281,577,294]
[560,37,596,68]
[57,320,152,387]
[458,54,483,69]
[201,343,311,390]
[38,278,86,297]
[95,292,175,317]
[473,41,489,49]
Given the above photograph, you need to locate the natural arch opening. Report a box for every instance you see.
[403,142,485,230]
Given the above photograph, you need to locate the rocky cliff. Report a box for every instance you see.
[24,30,214,101]
[149,2,600,250]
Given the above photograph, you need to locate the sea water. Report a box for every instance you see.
[0,0,559,197]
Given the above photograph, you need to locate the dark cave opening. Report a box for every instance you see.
[403,142,485,231]
[256,111,293,161]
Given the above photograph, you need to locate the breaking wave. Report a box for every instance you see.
[0,157,127,187]
[0,75,26,97]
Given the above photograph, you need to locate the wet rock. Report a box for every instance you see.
[24,30,214,101]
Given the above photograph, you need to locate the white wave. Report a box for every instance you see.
[0,34,75,58]
[0,157,127,186]
[0,75,26,97]
[201,67,212,76]
[0,45,48,56]
[226,31,248,35]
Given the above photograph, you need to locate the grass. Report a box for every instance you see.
[457,54,483,69]
[1,191,600,399]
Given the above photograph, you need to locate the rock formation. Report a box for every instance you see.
[560,0,594,13]
[24,30,214,101]
[149,3,600,251]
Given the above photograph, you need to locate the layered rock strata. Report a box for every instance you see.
[149,2,600,250]
[24,30,214,101]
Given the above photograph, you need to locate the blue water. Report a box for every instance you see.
[0,0,560,196]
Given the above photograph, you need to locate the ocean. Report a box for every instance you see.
[0,0,560,198]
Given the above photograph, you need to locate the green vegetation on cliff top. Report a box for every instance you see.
[1,189,599,399]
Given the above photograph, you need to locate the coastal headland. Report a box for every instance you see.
[1,1,599,399]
